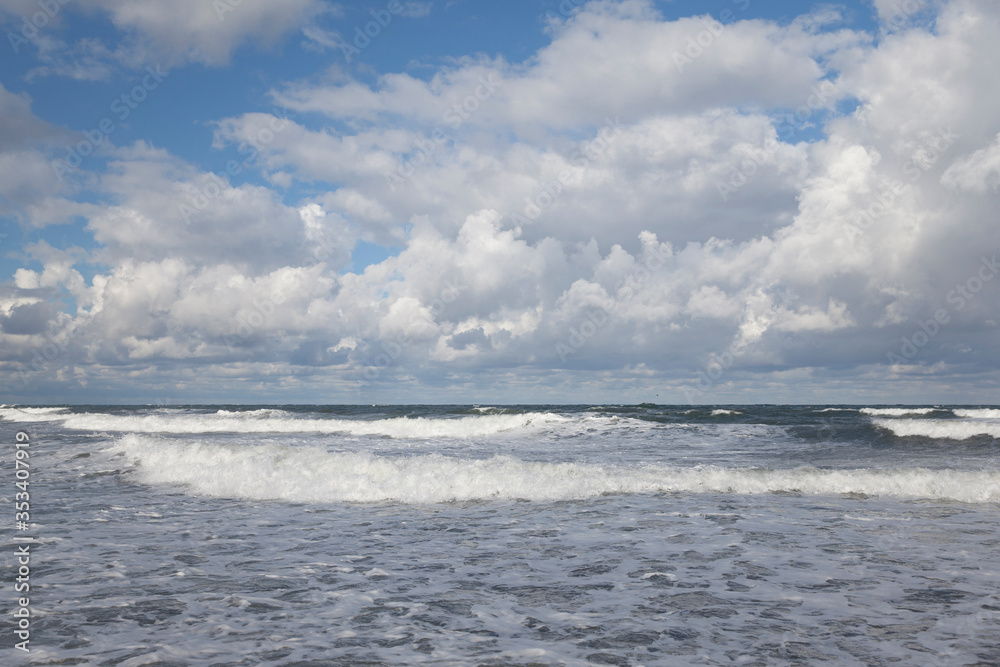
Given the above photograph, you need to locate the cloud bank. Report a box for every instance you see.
[2,0,999,403]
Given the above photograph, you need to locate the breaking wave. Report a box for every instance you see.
[0,406,72,421]
[107,435,1000,504]
[953,409,1000,419]
[41,411,569,438]
[872,418,1000,440]
[860,408,937,417]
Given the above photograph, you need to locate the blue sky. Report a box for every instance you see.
[2,0,999,404]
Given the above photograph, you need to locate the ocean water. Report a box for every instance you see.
[2,404,999,666]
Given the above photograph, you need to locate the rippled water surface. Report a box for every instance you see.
[2,404,999,665]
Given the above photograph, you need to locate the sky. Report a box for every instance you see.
[0,0,998,405]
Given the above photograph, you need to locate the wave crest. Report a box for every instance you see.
[860,408,936,417]
[57,411,567,438]
[0,406,72,421]
[872,418,1000,440]
[108,435,1000,504]
[953,409,1000,419]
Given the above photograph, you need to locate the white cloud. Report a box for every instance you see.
[871,0,940,31]
[399,2,432,19]
[1,0,327,75]
[92,0,326,66]
[0,84,94,228]
[79,142,355,272]
[942,132,1000,192]
[0,83,60,149]
[6,0,1000,402]
[275,2,861,131]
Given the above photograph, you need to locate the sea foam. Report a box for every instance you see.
[108,434,1000,504]
[872,417,1000,439]
[0,406,72,421]
[953,408,1000,419]
[60,411,567,438]
[859,408,937,417]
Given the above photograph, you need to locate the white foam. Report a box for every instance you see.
[108,434,1000,504]
[214,408,292,418]
[872,418,1000,440]
[710,409,742,416]
[0,406,72,421]
[953,409,1000,419]
[860,408,936,417]
[61,411,567,438]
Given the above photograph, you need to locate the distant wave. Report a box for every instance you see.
[11,410,569,438]
[0,406,72,421]
[212,408,292,418]
[872,418,1000,440]
[471,406,507,414]
[108,435,1000,504]
[953,409,1000,419]
[710,409,742,416]
[860,408,936,417]
[0,407,663,438]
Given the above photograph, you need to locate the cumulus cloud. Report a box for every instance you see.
[942,132,1000,192]
[0,82,94,228]
[0,83,59,150]
[1,0,327,75]
[4,0,1000,402]
[275,3,860,129]
[82,142,337,271]
[88,0,326,66]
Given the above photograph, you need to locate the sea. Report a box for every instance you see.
[1,404,999,666]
